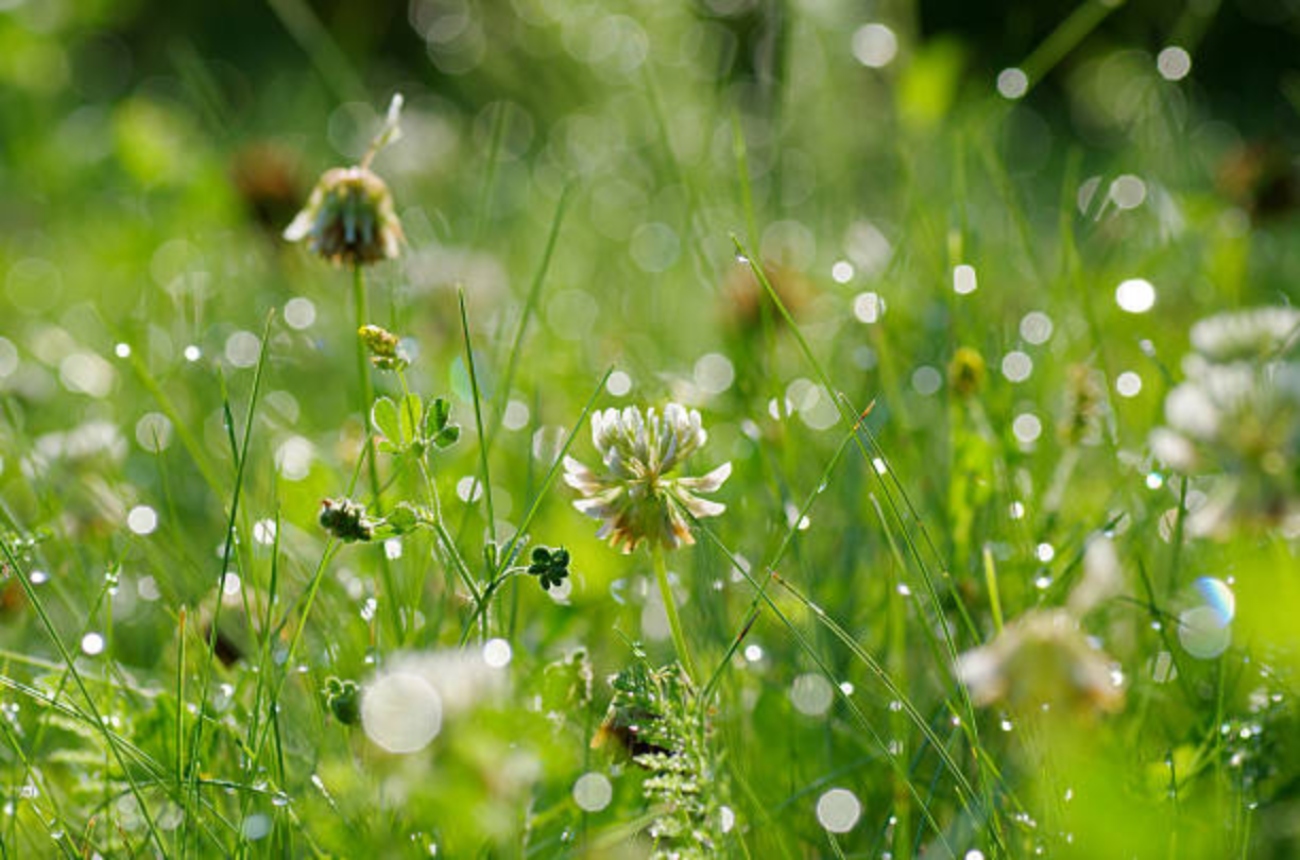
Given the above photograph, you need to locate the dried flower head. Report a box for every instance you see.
[319,497,375,542]
[1151,307,1300,536]
[284,94,406,267]
[284,165,403,267]
[564,404,731,553]
[720,258,811,333]
[957,610,1124,716]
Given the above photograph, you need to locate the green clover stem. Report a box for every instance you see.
[353,263,403,640]
[652,542,698,685]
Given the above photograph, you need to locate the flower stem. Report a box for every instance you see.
[353,264,403,641]
[651,543,697,684]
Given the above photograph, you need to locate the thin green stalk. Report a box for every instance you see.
[127,351,224,497]
[652,543,698,686]
[0,539,170,857]
[248,539,341,769]
[982,544,1004,635]
[185,313,273,852]
[458,288,497,545]
[495,368,613,581]
[731,111,759,253]
[1017,0,1119,88]
[353,264,404,642]
[886,550,912,860]
[459,570,526,646]
[701,421,860,703]
[692,528,955,853]
[485,186,571,460]
[471,101,508,246]
[265,0,367,103]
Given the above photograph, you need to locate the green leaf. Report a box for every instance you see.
[434,425,461,449]
[428,397,452,432]
[386,502,420,534]
[371,396,402,446]
[398,394,423,446]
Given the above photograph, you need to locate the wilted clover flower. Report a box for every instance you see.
[956,610,1124,716]
[284,95,405,267]
[564,404,731,553]
[319,497,374,542]
[284,166,403,266]
[1151,307,1300,536]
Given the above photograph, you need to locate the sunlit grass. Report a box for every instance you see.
[2,1,1300,857]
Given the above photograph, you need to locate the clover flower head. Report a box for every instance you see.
[563,403,731,553]
[358,324,409,371]
[1189,306,1300,363]
[957,610,1124,717]
[1151,307,1300,536]
[319,497,375,542]
[284,165,403,267]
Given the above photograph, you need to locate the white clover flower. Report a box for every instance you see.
[1151,307,1300,536]
[957,610,1124,716]
[284,95,406,268]
[564,403,731,553]
[1189,306,1300,363]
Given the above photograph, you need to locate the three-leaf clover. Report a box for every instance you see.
[371,395,460,455]
[323,676,361,725]
[527,546,571,591]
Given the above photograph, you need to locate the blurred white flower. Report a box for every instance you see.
[1189,306,1300,363]
[1151,307,1300,536]
[361,649,509,754]
[957,610,1124,716]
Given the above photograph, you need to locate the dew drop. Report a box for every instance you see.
[572,772,613,812]
[816,788,862,833]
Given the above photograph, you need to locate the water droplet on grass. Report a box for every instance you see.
[483,638,512,668]
[1116,278,1156,313]
[127,505,158,535]
[572,772,613,812]
[80,632,105,656]
[362,673,443,753]
[790,674,834,716]
[816,788,862,833]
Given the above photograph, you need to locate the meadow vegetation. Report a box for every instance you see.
[2,0,1300,857]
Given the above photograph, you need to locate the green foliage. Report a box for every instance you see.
[3,2,1300,858]
[370,394,459,456]
[322,676,361,726]
[527,545,571,591]
[601,652,727,859]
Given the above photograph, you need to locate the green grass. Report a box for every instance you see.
[2,1,1300,857]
